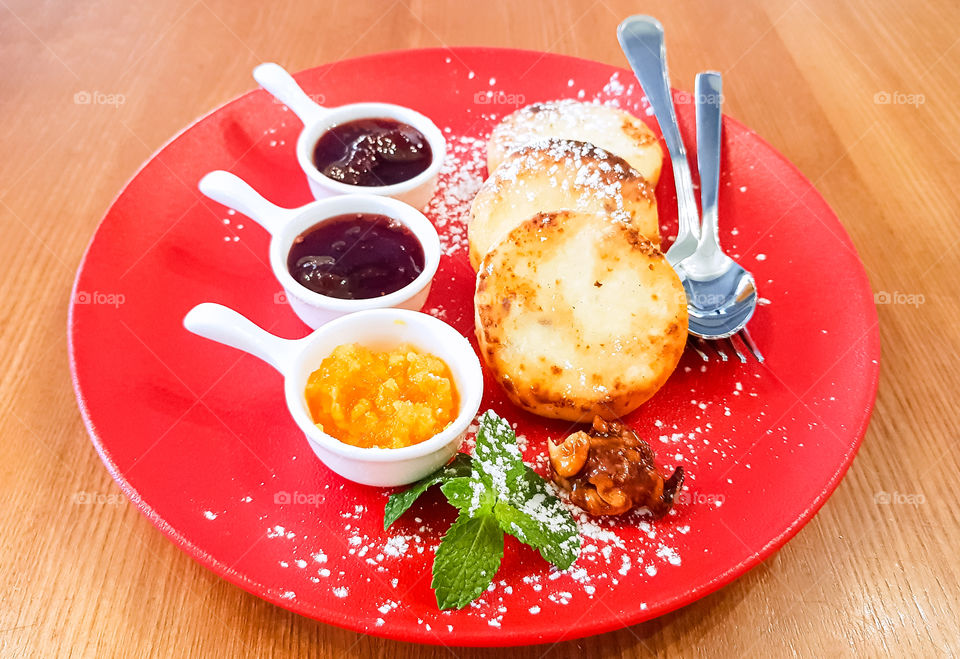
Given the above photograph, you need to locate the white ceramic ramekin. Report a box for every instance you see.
[183,303,484,487]
[198,170,440,329]
[253,63,446,210]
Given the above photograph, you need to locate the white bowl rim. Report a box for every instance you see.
[282,308,484,463]
[294,102,447,197]
[270,194,441,313]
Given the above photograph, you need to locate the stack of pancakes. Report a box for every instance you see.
[470,100,689,422]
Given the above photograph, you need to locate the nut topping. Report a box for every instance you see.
[547,431,590,477]
[548,416,684,517]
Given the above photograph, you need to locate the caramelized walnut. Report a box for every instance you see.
[547,431,589,477]
[548,416,684,517]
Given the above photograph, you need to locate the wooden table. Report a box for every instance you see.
[2,0,958,655]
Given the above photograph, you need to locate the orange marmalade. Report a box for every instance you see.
[305,343,459,449]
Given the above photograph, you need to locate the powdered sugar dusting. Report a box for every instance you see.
[483,138,652,224]
[424,135,486,257]
[490,98,657,166]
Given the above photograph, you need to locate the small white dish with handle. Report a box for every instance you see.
[182,303,484,487]
[198,170,440,329]
[253,62,446,210]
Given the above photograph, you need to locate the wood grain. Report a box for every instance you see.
[2,0,958,656]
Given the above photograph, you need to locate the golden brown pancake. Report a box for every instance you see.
[487,100,663,185]
[475,210,688,422]
[468,138,659,270]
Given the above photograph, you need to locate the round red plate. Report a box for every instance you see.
[69,48,879,646]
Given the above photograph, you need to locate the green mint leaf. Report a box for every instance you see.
[383,453,473,530]
[472,410,526,499]
[441,477,495,515]
[493,466,580,569]
[431,513,504,610]
[439,477,474,511]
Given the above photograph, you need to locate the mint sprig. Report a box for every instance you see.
[384,410,581,609]
[383,452,472,529]
[431,514,504,609]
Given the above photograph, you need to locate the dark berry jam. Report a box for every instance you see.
[312,118,432,187]
[287,213,424,300]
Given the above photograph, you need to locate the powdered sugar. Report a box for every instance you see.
[423,135,486,257]
[482,138,651,225]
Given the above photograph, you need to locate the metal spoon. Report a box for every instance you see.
[617,15,700,266]
[675,72,758,339]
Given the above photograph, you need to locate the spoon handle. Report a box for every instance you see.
[253,63,327,126]
[693,72,726,269]
[617,15,700,264]
[198,170,296,236]
[183,303,302,375]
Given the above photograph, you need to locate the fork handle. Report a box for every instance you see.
[694,72,725,268]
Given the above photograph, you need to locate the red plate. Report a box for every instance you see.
[69,48,879,646]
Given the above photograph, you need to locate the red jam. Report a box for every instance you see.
[312,118,432,187]
[287,213,424,299]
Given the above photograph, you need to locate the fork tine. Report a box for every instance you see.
[707,338,729,362]
[727,336,748,363]
[738,327,765,363]
[690,333,763,364]
[690,339,710,361]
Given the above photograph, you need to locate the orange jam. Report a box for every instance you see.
[305,343,459,449]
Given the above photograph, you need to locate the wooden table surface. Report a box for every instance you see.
[2,0,958,656]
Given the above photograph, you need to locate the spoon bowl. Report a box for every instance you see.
[679,261,758,338]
